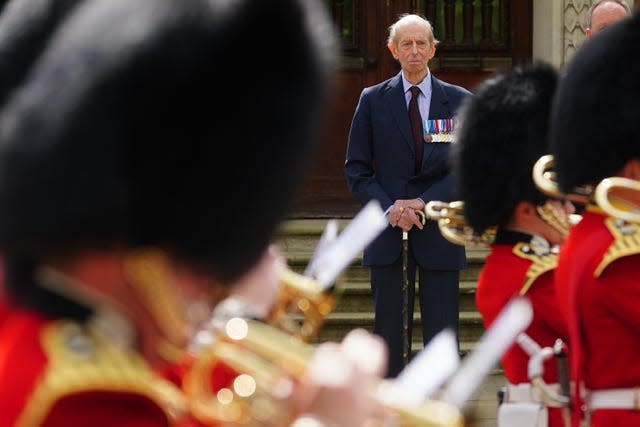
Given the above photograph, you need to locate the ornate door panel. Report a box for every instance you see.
[292,0,533,217]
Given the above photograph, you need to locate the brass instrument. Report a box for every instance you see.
[166,260,337,426]
[184,315,464,427]
[269,200,386,342]
[595,176,640,223]
[424,201,495,246]
[267,268,337,342]
[181,200,463,426]
[424,156,588,246]
[181,259,538,427]
[183,322,307,426]
[532,154,593,204]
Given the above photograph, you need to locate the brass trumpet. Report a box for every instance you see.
[269,200,386,342]
[183,319,310,426]
[182,200,462,426]
[532,154,593,204]
[267,268,337,342]
[595,176,640,223]
[179,266,338,425]
[185,315,464,427]
[424,200,495,246]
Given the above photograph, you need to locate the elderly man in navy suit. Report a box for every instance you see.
[345,13,470,377]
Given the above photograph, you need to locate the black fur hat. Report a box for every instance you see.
[0,0,336,283]
[0,0,81,107]
[452,62,558,233]
[551,11,639,192]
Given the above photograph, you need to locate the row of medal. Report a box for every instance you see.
[423,118,456,143]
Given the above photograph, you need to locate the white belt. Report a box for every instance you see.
[505,382,561,404]
[588,388,640,410]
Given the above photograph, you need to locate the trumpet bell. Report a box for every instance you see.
[183,299,316,426]
[219,318,465,427]
[185,318,466,426]
[424,201,495,247]
[183,340,299,426]
[595,177,640,223]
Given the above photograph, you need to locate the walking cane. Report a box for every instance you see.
[401,209,426,367]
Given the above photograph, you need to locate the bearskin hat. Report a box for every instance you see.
[0,0,336,283]
[0,0,82,107]
[452,62,558,233]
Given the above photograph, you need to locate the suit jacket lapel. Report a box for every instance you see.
[386,73,415,153]
[422,75,451,166]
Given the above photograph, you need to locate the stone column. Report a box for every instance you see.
[563,0,590,64]
[533,0,591,68]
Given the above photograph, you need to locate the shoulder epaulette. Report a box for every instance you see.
[512,242,558,296]
[594,217,640,277]
[16,320,187,427]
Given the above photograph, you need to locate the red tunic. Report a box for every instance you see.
[0,303,187,427]
[555,207,640,427]
[476,233,569,427]
[0,301,276,427]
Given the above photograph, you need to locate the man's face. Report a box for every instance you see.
[586,2,629,38]
[388,22,435,76]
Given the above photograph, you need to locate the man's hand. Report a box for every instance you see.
[387,198,425,231]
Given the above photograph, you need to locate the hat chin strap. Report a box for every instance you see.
[536,201,572,238]
[123,249,197,363]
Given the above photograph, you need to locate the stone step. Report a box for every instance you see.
[463,369,504,427]
[276,219,488,265]
[312,310,485,344]
[327,280,478,313]
[284,252,486,283]
[277,218,487,355]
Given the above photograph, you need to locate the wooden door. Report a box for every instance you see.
[291,0,533,218]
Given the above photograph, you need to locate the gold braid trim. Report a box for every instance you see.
[16,320,187,427]
[594,218,640,278]
[123,249,192,363]
[512,243,558,296]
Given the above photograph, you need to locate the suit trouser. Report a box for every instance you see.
[370,254,460,378]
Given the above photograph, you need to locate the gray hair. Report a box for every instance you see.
[387,13,438,46]
[587,0,631,27]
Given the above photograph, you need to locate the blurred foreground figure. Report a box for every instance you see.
[0,0,83,106]
[550,11,640,427]
[0,0,388,426]
[451,63,572,427]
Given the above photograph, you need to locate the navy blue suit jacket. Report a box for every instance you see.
[345,72,469,270]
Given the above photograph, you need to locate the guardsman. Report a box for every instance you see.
[549,10,640,427]
[451,62,572,427]
[0,0,389,426]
